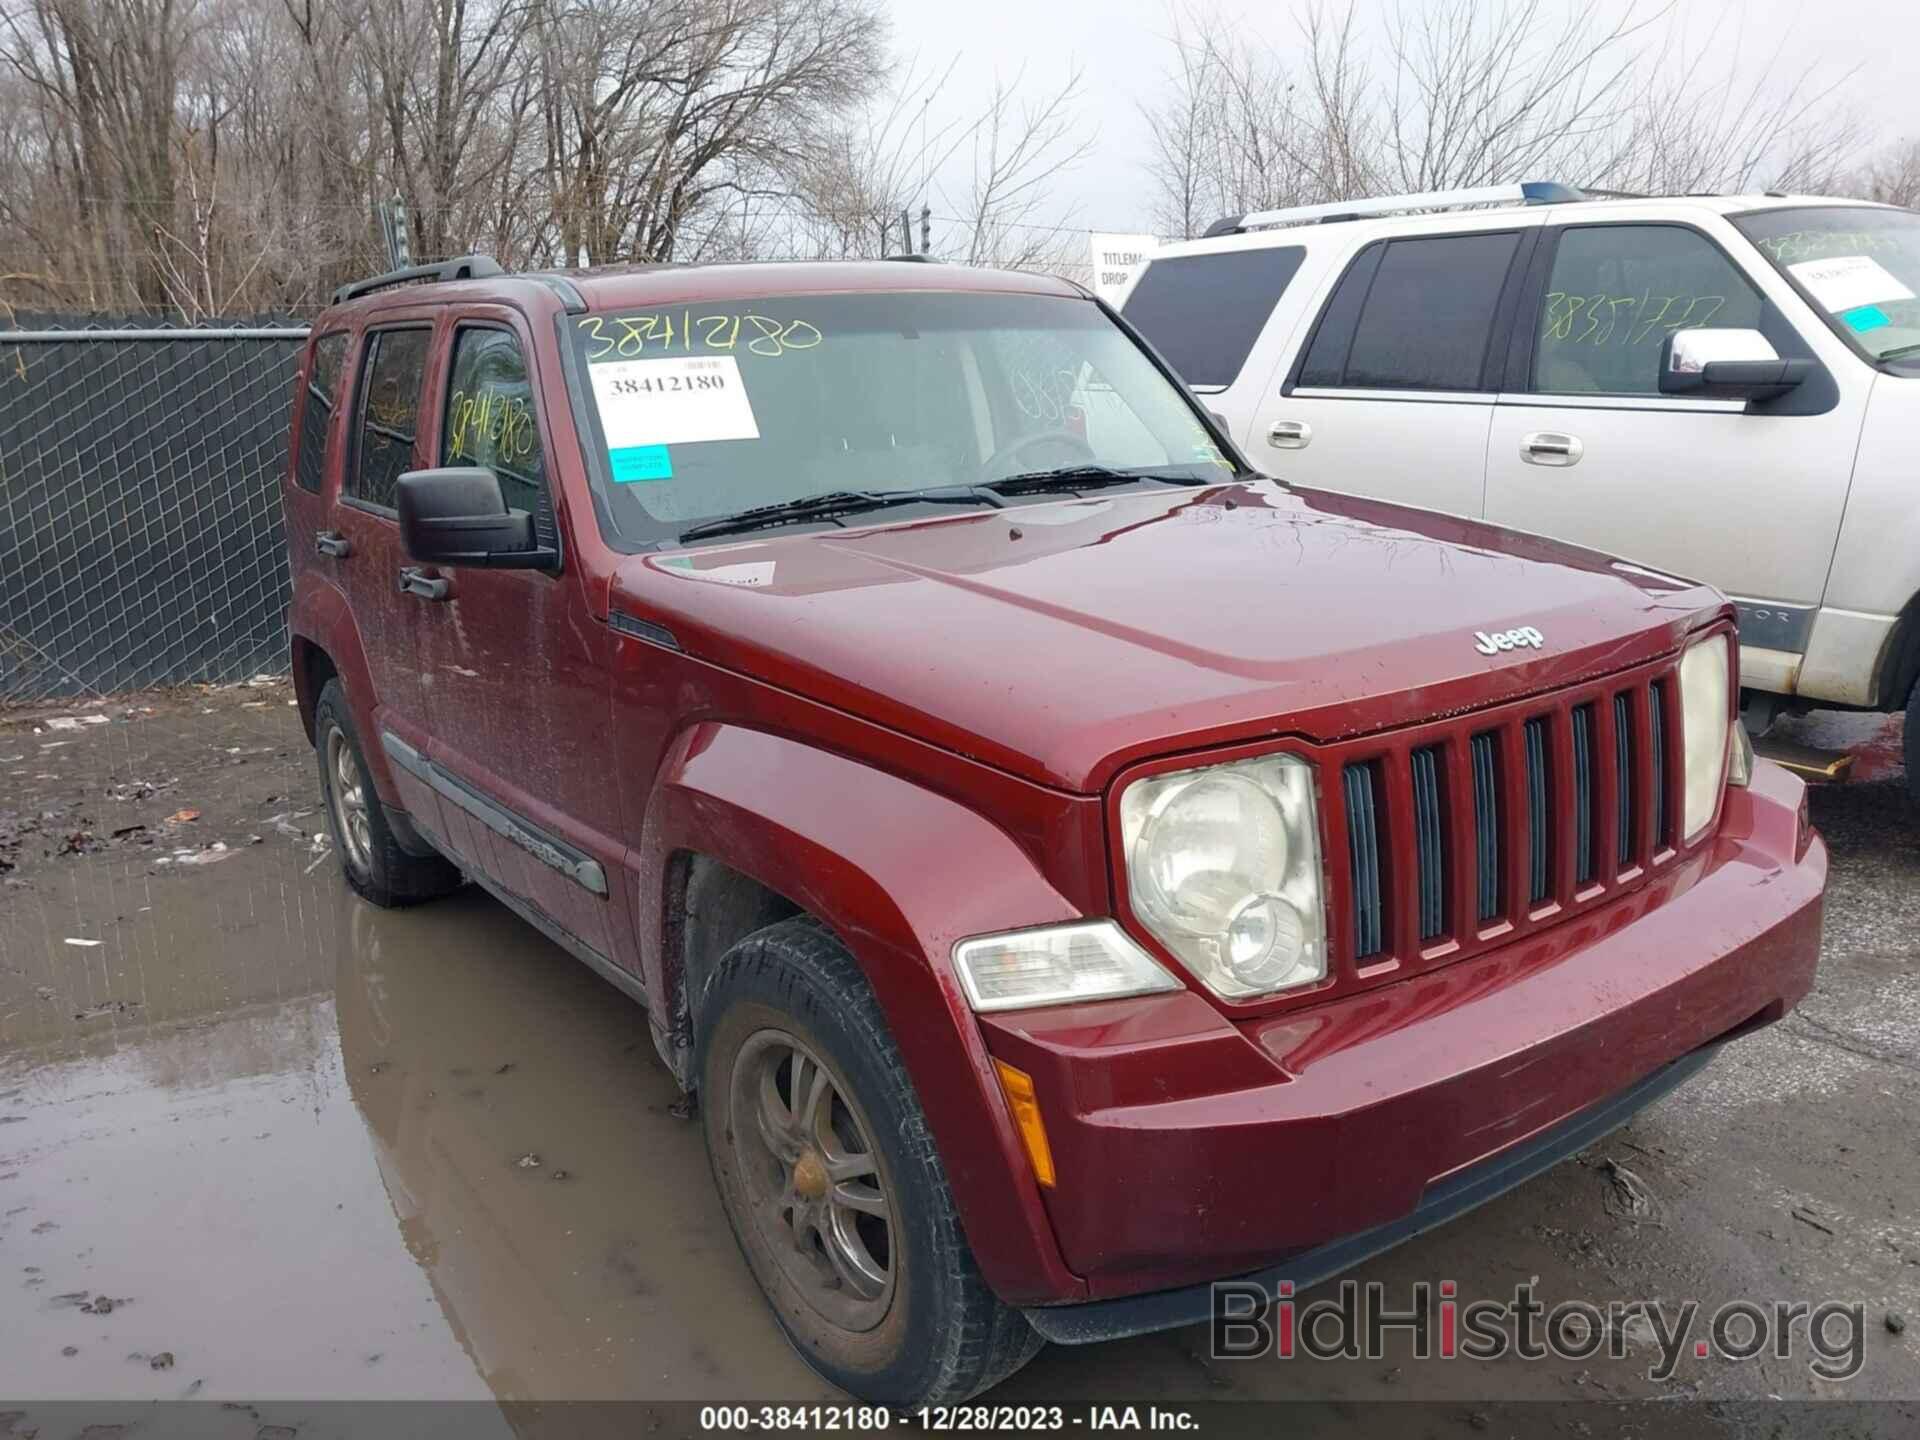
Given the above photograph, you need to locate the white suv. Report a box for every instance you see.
[1121,183,1920,786]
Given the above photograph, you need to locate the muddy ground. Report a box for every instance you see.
[0,685,1914,1432]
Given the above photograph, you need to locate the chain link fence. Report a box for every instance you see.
[0,324,308,704]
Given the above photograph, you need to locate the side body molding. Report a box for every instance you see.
[638,721,1092,1305]
[384,732,609,896]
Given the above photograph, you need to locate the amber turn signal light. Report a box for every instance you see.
[993,1059,1056,1189]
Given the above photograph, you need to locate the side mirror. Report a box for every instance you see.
[1659,328,1810,402]
[396,468,555,569]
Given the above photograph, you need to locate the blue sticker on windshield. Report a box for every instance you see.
[1842,305,1890,334]
[610,445,673,482]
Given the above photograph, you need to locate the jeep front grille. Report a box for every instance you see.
[1332,653,1685,981]
[1410,745,1446,943]
[1342,761,1385,960]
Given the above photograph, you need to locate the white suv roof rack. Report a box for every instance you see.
[1203,181,1587,238]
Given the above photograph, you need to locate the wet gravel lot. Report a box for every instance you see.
[1,684,1915,1427]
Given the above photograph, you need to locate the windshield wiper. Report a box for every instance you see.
[982,465,1209,497]
[1876,342,1920,362]
[675,467,1209,543]
[678,484,1003,543]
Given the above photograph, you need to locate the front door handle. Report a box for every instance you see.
[314,531,352,558]
[398,566,450,602]
[1266,419,1312,450]
[1521,431,1583,466]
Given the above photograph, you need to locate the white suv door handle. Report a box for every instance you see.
[1267,419,1312,450]
[1521,430,1583,466]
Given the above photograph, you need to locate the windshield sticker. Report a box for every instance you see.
[1787,255,1916,314]
[609,444,673,483]
[588,355,759,448]
[578,313,822,361]
[1842,305,1892,335]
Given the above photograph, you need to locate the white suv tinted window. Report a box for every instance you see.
[1298,232,1521,392]
[1123,247,1305,388]
[1534,225,1764,396]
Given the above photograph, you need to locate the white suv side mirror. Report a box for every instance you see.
[1660,328,1809,402]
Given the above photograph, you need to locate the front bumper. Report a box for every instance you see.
[979,761,1824,1322]
[1024,1040,1721,1344]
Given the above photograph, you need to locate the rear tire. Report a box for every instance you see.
[697,917,1042,1407]
[314,679,461,908]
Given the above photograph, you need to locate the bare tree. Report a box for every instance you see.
[536,0,884,266]
[1138,0,1864,242]
[1590,9,1867,197]
[776,55,1089,270]
[0,0,892,314]
[782,54,962,260]
[1376,0,1659,192]
[1856,138,1920,208]
[1139,13,1329,240]
[945,66,1091,269]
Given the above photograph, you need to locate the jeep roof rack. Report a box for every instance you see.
[1202,181,1587,238]
[332,254,505,306]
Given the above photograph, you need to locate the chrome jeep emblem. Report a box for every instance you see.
[1474,626,1545,656]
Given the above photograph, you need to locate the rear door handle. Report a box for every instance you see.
[314,531,352,558]
[1266,419,1312,450]
[398,566,450,602]
[1521,431,1583,466]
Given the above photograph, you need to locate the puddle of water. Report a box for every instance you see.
[331,890,832,1402]
[0,831,829,1402]
[0,989,484,1399]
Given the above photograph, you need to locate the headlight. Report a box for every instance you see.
[1119,754,1327,999]
[1678,633,1733,841]
[952,921,1182,1012]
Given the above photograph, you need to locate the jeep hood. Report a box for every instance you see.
[610,482,1725,793]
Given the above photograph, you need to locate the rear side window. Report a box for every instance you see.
[1297,232,1521,391]
[1533,225,1765,396]
[350,328,431,510]
[442,327,546,515]
[1122,246,1305,388]
[294,333,347,493]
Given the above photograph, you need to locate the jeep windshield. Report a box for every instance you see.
[1735,206,1920,368]
[564,289,1241,547]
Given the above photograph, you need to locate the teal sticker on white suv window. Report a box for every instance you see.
[610,445,673,483]
[1843,305,1891,334]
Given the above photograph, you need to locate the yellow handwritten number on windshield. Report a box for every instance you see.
[578,314,822,361]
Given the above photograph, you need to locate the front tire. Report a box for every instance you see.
[698,918,1042,1406]
[314,679,461,908]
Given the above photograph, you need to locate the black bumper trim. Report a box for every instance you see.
[1022,1041,1722,1346]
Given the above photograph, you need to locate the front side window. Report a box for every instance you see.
[295,332,347,493]
[442,327,546,515]
[1298,232,1520,392]
[567,292,1236,545]
[1735,205,1920,368]
[1534,225,1764,396]
[1122,246,1306,389]
[350,328,431,510]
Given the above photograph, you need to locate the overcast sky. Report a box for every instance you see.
[883,0,1919,247]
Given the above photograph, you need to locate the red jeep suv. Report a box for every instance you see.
[283,255,1825,1405]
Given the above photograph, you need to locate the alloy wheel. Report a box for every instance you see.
[727,1028,897,1332]
[325,725,373,873]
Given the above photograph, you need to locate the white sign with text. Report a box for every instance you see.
[1088,232,1160,305]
